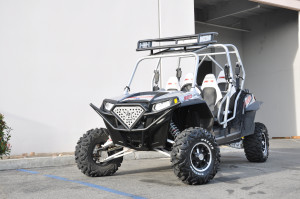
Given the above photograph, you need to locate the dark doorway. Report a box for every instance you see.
[197,60,213,86]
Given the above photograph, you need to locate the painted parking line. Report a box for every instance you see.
[17,169,39,174]
[17,169,146,199]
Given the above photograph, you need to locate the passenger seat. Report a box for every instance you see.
[166,76,180,91]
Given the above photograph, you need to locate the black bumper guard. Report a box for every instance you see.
[90,103,179,132]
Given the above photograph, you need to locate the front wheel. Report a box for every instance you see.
[75,128,123,177]
[243,122,269,162]
[171,127,220,185]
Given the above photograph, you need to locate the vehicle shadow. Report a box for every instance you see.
[115,152,285,186]
[116,165,172,176]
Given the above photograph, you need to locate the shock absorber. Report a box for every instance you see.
[169,121,180,138]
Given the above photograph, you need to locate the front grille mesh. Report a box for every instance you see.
[113,106,144,128]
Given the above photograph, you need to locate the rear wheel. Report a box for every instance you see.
[243,122,269,162]
[75,128,123,177]
[171,127,220,185]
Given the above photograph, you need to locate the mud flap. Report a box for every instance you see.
[241,111,256,137]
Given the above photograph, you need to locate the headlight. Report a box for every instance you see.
[153,100,171,111]
[104,102,114,111]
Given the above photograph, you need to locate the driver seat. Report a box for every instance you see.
[201,74,222,112]
[181,73,193,92]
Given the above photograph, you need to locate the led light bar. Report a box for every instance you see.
[136,32,218,51]
[138,41,152,49]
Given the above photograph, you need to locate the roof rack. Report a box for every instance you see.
[136,32,218,53]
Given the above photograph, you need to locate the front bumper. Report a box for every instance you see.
[90,103,178,150]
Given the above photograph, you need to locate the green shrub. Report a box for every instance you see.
[0,113,12,158]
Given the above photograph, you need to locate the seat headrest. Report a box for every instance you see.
[166,76,180,91]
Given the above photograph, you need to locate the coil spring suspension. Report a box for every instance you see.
[169,121,180,138]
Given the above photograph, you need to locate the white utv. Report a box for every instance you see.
[75,32,269,185]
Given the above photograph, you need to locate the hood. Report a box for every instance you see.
[107,90,201,104]
[109,91,168,103]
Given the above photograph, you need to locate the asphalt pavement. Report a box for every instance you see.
[0,139,300,199]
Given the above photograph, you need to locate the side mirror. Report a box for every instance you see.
[154,70,159,84]
[176,68,182,80]
[224,64,230,80]
[153,85,159,91]
[235,62,240,76]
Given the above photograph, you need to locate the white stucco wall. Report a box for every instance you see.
[242,10,299,137]
[293,11,300,136]
[0,0,195,154]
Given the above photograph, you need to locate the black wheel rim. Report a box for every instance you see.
[190,142,212,172]
[261,132,267,155]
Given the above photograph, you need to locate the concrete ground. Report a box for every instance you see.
[0,139,300,199]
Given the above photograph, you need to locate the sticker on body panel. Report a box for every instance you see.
[184,94,192,101]
[244,94,255,108]
[178,92,201,103]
